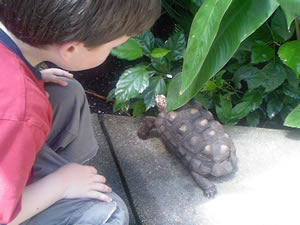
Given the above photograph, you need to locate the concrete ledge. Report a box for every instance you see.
[89,114,137,225]
[101,114,300,225]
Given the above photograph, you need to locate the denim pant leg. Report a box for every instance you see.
[21,78,129,225]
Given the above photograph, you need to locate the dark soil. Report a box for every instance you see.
[73,55,125,115]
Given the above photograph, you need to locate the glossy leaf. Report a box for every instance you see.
[233,66,268,89]
[194,92,214,109]
[277,0,300,28]
[251,41,275,64]
[278,40,300,77]
[115,66,150,103]
[151,48,171,58]
[285,65,300,87]
[151,57,169,73]
[111,39,143,60]
[271,8,295,41]
[282,84,300,99]
[134,32,155,55]
[262,63,287,92]
[242,90,263,111]
[143,76,167,110]
[284,104,300,128]
[168,0,279,111]
[165,32,186,61]
[180,0,232,94]
[266,94,283,119]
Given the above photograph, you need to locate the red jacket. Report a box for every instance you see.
[0,30,53,224]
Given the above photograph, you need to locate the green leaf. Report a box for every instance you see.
[133,100,146,117]
[282,84,300,99]
[247,111,260,127]
[151,57,169,73]
[231,102,251,121]
[115,66,150,103]
[284,104,300,128]
[271,8,295,41]
[189,0,206,15]
[165,32,186,61]
[251,41,275,64]
[111,39,143,60]
[277,0,300,28]
[203,81,217,91]
[233,49,251,64]
[107,89,116,102]
[262,63,287,92]
[215,70,226,88]
[180,0,232,94]
[285,65,300,88]
[266,94,284,119]
[233,66,268,89]
[143,76,167,110]
[216,95,233,124]
[168,0,279,111]
[278,40,300,77]
[194,92,214,109]
[134,31,155,55]
[151,48,171,58]
[242,90,263,111]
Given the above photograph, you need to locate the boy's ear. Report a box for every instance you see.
[58,41,85,60]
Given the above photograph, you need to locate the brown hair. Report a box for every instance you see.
[0,0,161,47]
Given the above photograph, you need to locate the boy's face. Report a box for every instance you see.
[55,36,130,71]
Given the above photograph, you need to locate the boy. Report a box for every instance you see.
[0,0,161,224]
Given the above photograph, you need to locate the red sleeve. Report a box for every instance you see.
[0,119,47,224]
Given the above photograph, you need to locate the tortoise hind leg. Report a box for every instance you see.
[191,172,217,198]
[137,116,156,140]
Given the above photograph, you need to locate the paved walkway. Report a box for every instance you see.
[90,113,300,225]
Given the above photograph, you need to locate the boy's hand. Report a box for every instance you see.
[56,163,113,202]
[41,68,74,87]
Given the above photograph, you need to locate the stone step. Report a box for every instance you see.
[101,114,300,225]
[89,114,137,225]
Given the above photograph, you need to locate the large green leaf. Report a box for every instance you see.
[180,0,232,94]
[111,39,143,60]
[284,104,300,128]
[277,0,300,28]
[168,0,279,111]
[278,40,300,77]
[115,66,150,103]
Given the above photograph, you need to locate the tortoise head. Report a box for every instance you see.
[155,95,167,112]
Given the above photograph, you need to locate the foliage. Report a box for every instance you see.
[109,0,300,128]
[109,31,186,116]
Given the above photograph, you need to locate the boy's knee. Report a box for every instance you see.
[45,78,86,108]
[77,196,129,225]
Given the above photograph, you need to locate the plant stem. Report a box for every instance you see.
[295,17,300,40]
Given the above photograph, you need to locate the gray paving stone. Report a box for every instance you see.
[88,114,137,225]
[102,114,300,225]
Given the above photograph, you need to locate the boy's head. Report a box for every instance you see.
[0,0,161,70]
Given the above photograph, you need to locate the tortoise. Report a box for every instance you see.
[137,95,237,198]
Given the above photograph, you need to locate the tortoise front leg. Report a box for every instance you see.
[137,116,156,140]
[191,172,217,198]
